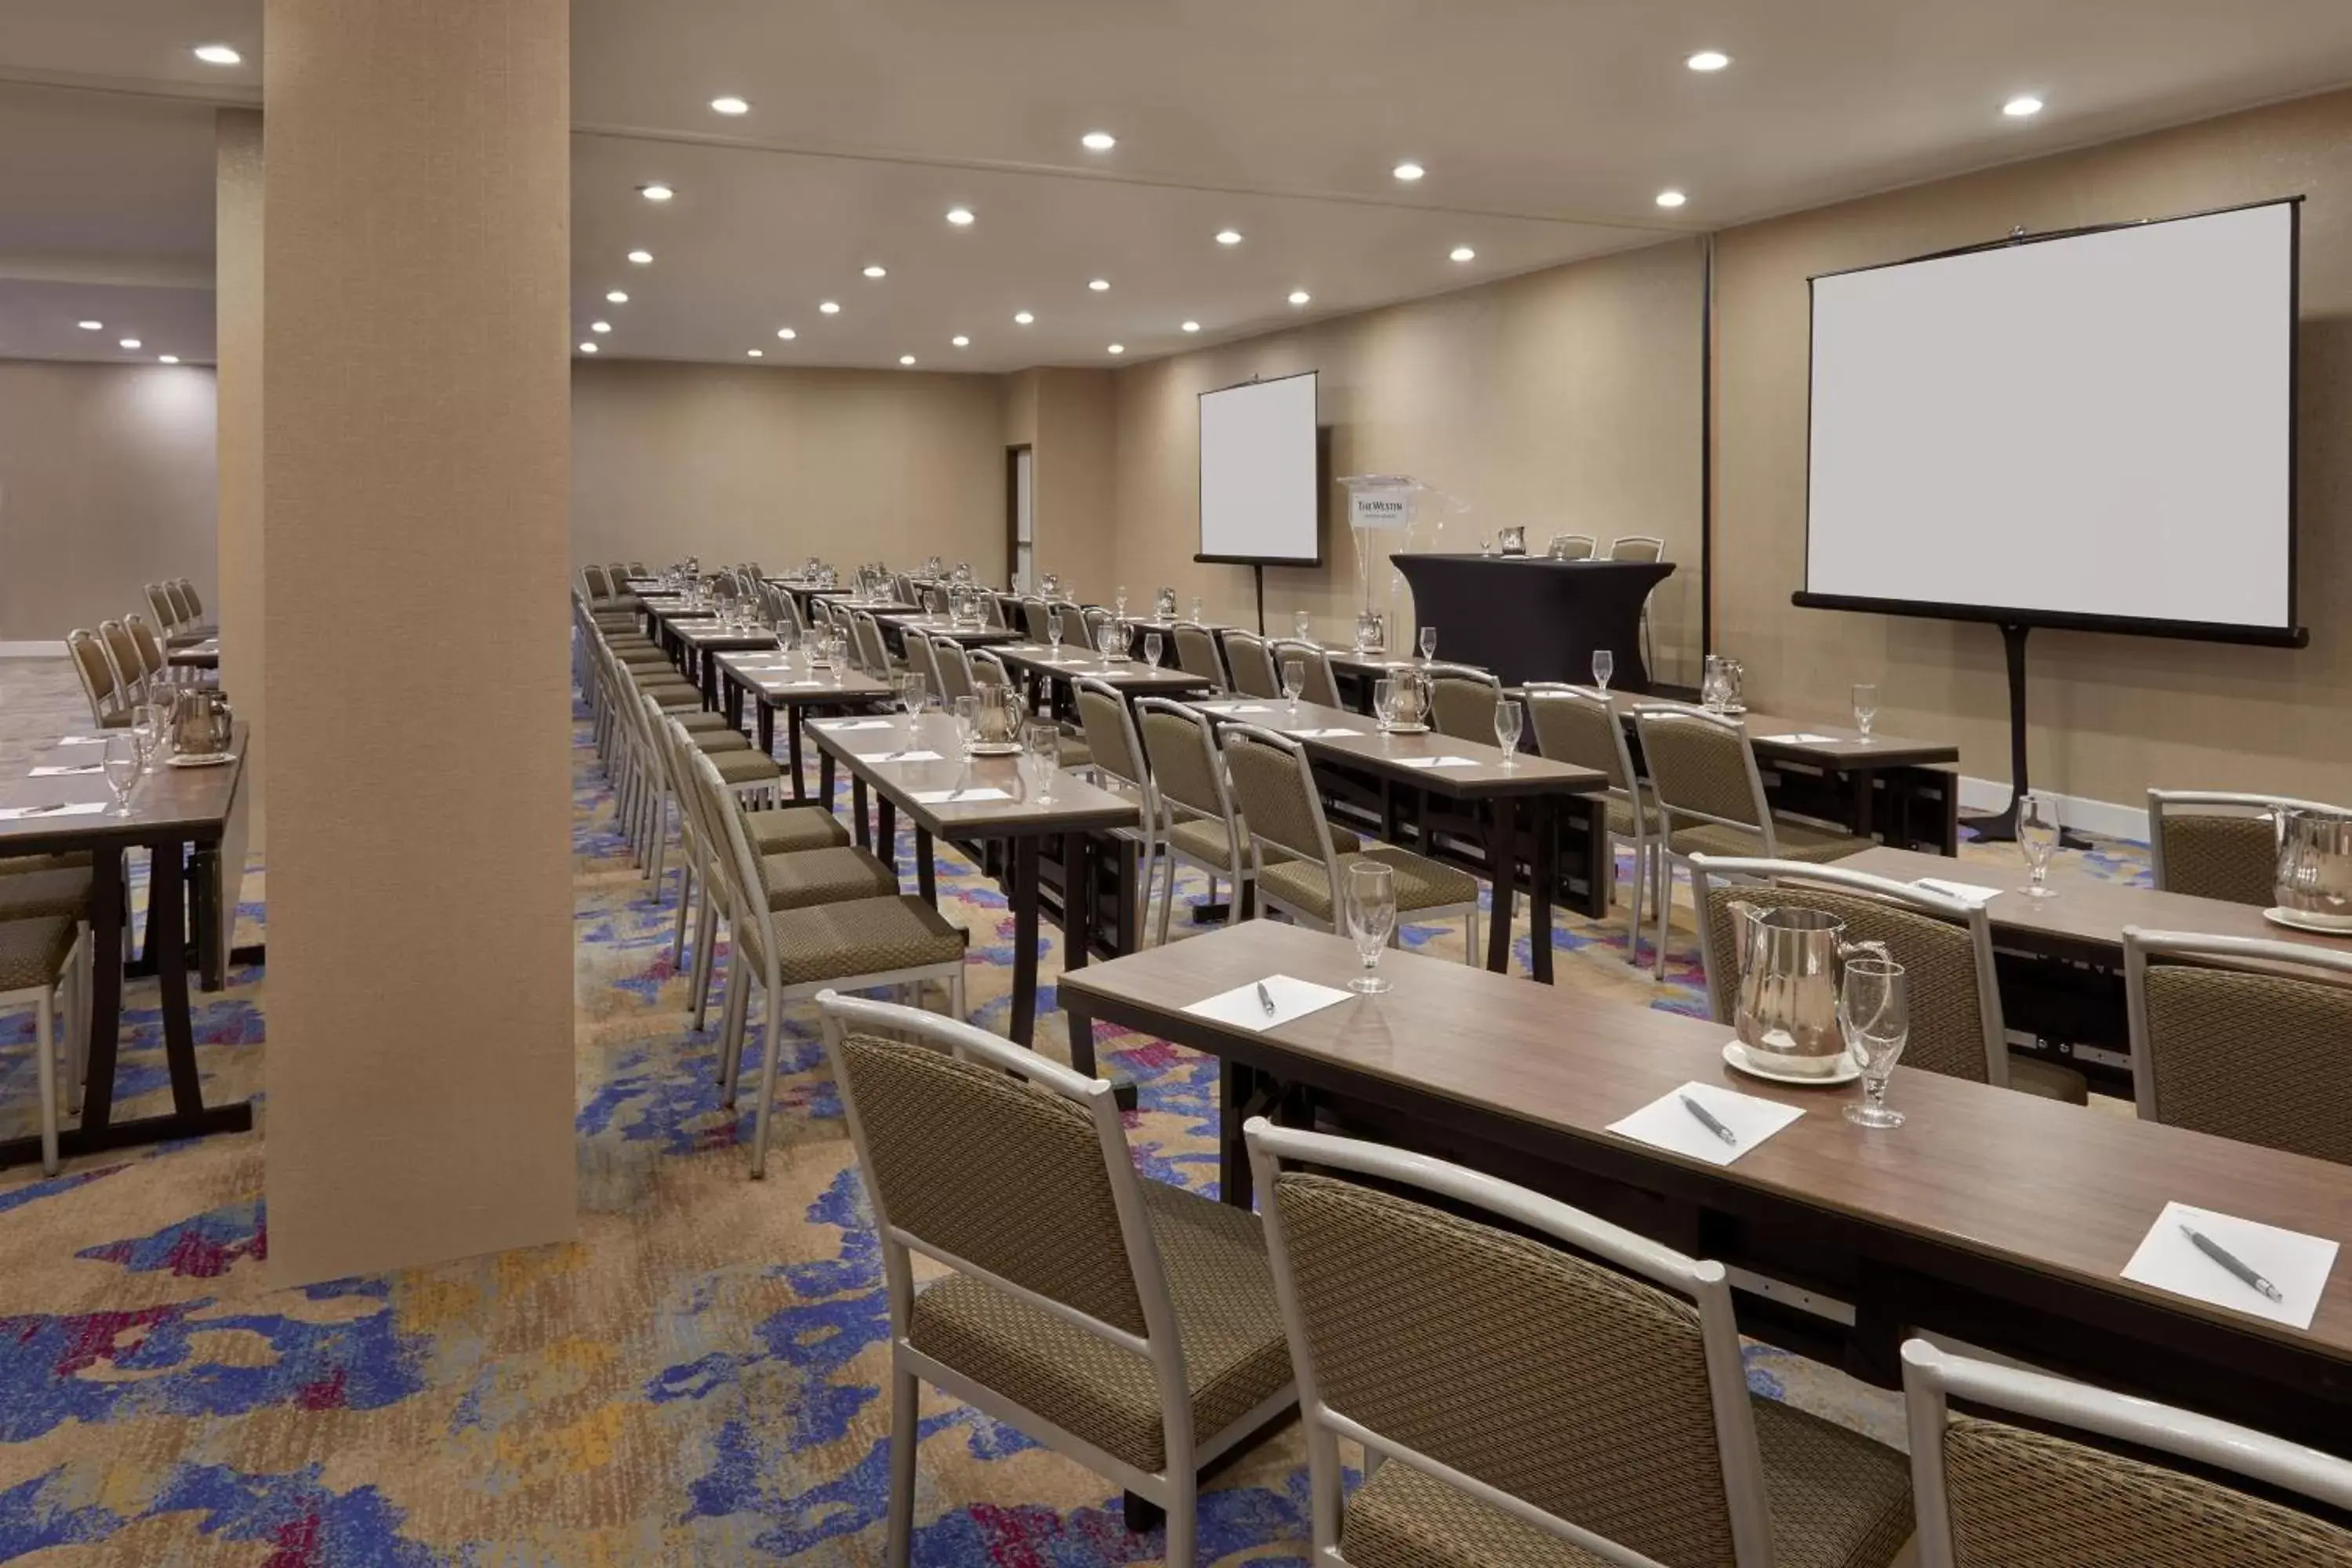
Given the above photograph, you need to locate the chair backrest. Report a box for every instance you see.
[1134,697,1235,831]
[2122,928,2352,1163]
[1018,596,1052,642]
[123,613,169,684]
[96,620,143,702]
[1248,1119,1777,1568]
[819,990,1192,1441]
[851,611,892,674]
[1900,1338,2352,1568]
[66,629,120,724]
[981,591,1008,630]
[1634,705,1769,839]
[1526,684,1635,793]
[1073,677,1151,797]
[1219,724,1339,899]
[1054,601,1092,648]
[1223,631,1281,699]
[1081,605,1115,654]
[1546,533,1597,561]
[144,583,178,631]
[902,627,945,698]
[1607,535,1666,563]
[629,561,648,576]
[176,578,204,618]
[2145,789,2348,906]
[1172,622,1229,691]
[1267,639,1340,707]
[1426,664,1503,742]
[162,580,194,625]
[892,571,916,604]
[584,563,613,599]
[1691,857,2007,1086]
[927,636,977,704]
[969,648,1012,694]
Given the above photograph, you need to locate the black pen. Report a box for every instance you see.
[2180,1224,2285,1304]
[1679,1094,1740,1147]
[1256,982,1277,1017]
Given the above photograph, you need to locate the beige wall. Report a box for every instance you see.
[1108,240,1707,682]
[1713,87,2352,808]
[1031,368,1118,598]
[0,361,216,642]
[216,109,263,848]
[571,358,1007,580]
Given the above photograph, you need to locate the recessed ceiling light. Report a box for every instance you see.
[1087,278,1110,292]
[777,326,797,340]
[1450,245,1477,262]
[1287,290,1311,307]
[638,183,673,201]
[192,43,241,65]
[119,338,141,349]
[579,342,597,354]
[1686,49,1731,71]
[710,96,749,115]
[590,321,612,333]
[899,354,917,366]
[951,335,971,348]
[746,348,763,358]
[627,249,653,265]
[1655,189,1688,209]
[946,207,975,227]
[1214,229,1243,246]
[1392,161,1425,182]
[1080,130,1117,151]
[2004,95,2045,118]
[1181,321,1201,333]
[158,355,180,365]
[862,264,887,279]
[605,290,628,303]
[1108,343,1125,355]
[1014,310,1035,325]
[77,320,102,331]
[819,300,841,314]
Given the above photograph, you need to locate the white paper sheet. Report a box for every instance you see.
[1912,877,2003,907]
[1606,1080,1806,1167]
[55,736,108,746]
[909,786,1011,805]
[1199,702,1276,715]
[1181,974,1354,1034]
[0,801,108,821]
[2122,1201,2337,1330]
[1396,755,1479,770]
[1759,732,1843,745]
[815,718,895,731]
[1286,727,1363,739]
[28,764,103,777]
[866,750,945,764]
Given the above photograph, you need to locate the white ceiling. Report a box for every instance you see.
[5,0,2352,370]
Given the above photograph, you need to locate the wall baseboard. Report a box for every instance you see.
[0,641,66,659]
[1958,775,2147,844]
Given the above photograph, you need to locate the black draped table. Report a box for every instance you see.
[1390,554,1675,690]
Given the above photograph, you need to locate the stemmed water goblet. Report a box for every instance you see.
[1493,698,1524,765]
[1281,659,1306,717]
[1418,626,1438,662]
[2019,793,2060,899]
[1852,683,1879,742]
[1345,862,1398,994]
[100,735,140,818]
[1839,957,1910,1129]
[1592,649,1614,693]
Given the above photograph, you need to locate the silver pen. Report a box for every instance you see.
[1679,1094,1740,1147]
[1256,982,1278,1017]
[2180,1224,2285,1304]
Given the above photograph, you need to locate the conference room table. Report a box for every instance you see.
[0,727,256,1168]
[1182,695,1609,981]
[166,638,220,673]
[657,617,783,709]
[1059,920,2352,1456]
[711,652,893,799]
[804,711,1139,1050]
[871,609,1025,650]
[988,641,1216,713]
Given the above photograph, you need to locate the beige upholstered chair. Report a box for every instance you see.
[0,900,90,1175]
[692,754,966,1179]
[1219,724,1479,959]
[1901,1338,2352,1567]
[144,582,180,634]
[1053,601,1093,652]
[1266,639,1341,707]
[1171,622,1229,691]
[1222,632,1281,699]
[1526,684,1658,962]
[583,564,613,598]
[1544,533,1596,560]
[2122,928,2352,1163]
[1135,698,1258,945]
[2145,789,2349,906]
[1424,663,1502,744]
[122,615,175,691]
[1633,704,1874,978]
[823,992,1295,1567]
[980,590,1009,630]
[926,636,977,705]
[96,620,147,708]
[65,630,134,728]
[901,630,946,704]
[173,577,205,624]
[1018,596,1053,643]
[1074,677,1165,945]
[1247,1119,1914,1568]
[1606,535,1665,562]
[1692,857,2088,1102]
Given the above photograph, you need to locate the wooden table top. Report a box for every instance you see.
[1061,919,2352,1365]
[670,622,782,649]
[1839,844,2352,963]
[1186,695,1606,800]
[713,653,894,704]
[1541,687,1958,771]
[990,642,1215,695]
[874,612,1025,646]
[0,723,248,852]
[804,711,1141,839]
[168,642,220,667]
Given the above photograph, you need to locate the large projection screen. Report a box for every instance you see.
[1800,199,2300,644]
[1198,371,1321,565]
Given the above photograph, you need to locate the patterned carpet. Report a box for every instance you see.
[0,658,2152,1563]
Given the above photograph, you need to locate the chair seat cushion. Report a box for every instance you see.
[1258,845,1479,924]
[907,1178,1292,1474]
[690,729,754,754]
[0,915,77,993]
[2009,1051,2090,1105]
[1058,732,1093,770]
[760,846,898,909]
[1606,794,1664,839]
[0,858,93,920]
[673,711,735,734]
[1165,815,1239,869]
[746,807,850,855]
[1338,1394,1911,1568]
[647,689,709,712]
[740,894,966,986]
[614,648,673,666]
[1670,818,1874,864]
[705,749,783,786]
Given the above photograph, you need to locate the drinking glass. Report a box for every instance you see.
[953,695,980,757]
[1372,677,1399,733]
[829,631,849,684]
[1281,659,1306,715]
[2019,793,2060,899]
[1115,586,1129,616]
[1143,632,1164,667]
[1345,862,1398,994]
[1024,722,1060,804]
[1293,609,1312,641]
[1852,683,1879,741]
[1046,615,1064,660]
[133,701,169,772]
[1418,626,1438,662]
[1702,656,1730,713]
[897,675,927,736]
[1493,698,1524,763]
[1839,958,1910,1129]
[1592,649,1614,692]
[1189,596,1203,624]
[101,735,140,817]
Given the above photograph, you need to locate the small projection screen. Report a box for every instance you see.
[1798,199,2301,644]
[1198,370,1322,565]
